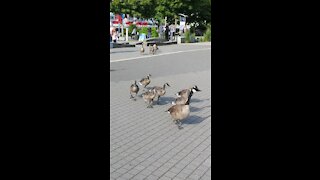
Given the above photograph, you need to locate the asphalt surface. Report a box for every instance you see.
[110,43,211,180]
[110,43,211,82]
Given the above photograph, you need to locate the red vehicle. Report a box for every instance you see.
[136,21,148,27]
[112,14,122,25]
[112,14,133,27]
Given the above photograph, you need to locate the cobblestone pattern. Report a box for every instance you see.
[110,70,211,180]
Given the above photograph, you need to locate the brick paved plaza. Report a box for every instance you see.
[110,43,211,180]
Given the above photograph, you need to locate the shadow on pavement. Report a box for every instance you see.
[110,50,138,54]
[183,115,211,125]
[190,105,211,112]
[190,98,210,103]
[110,68,125,72]
[156,96,176,105]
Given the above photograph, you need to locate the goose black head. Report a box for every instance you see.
[191,85,201,92]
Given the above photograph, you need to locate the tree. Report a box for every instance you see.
[110,0,157,19]
[154,0,184,24]
[178,0,211,26]
[110,0,211,26]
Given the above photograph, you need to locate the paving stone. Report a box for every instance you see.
[110,53,211,180]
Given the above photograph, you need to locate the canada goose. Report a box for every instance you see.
[153,44,159,54]
[148,43,158,55]
[129,80,139,100]
[139,74,151,88]
[153,44,158,50]
[140,42,145,54]
[167,90,194,129]
[173,86,201,105]
[149,45,155,55]
[175,85,201,99]
[172,96,187,105]
[153,83,170,104]
[142,88,157,108]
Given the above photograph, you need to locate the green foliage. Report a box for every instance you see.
[138,27,148,35]
[185,30,190,43]
[151,27,158,38]
[110,0,211,26]
[190,33,195,43]
[184,30,197,43]
[128,24,137,35]
[190,26,195,34]
[111,0,157,19]
[203,24,211,42]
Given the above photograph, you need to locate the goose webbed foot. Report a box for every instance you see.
[176,120,183,129]
[147,102,153,108]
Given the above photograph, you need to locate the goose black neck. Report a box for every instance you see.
[185,90,194,105]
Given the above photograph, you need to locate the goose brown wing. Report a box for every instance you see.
[168,105,183,113]
[140,78,146,82]
[177,89,188,95]
[174,97,187,105]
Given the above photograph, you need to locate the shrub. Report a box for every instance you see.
[184,30,196,43]
[128,24,137,35]
[151,27,158,38]
[190,33,195,43]
[203,24,211,42]
[185,30,191,43]
[138,27,148,35]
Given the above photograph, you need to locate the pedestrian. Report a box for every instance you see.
[147,28,151,39]
[170,25,175,41]
[116,28,119,41]
[165,25,169,41]
[131,27,136,39]
[112,27,117,43]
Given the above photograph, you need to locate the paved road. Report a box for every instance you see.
[110,43,211,180]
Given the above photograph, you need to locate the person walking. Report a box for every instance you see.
[131,27,136,39]
[165,25,169,41]
[147,28,151,39]
[111,27,117,43]
[170,25,175,41]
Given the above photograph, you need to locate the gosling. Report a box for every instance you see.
[142,88,157,108]
[167,90,194,129]
[129,80,139,100]
[153,83,170,104]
